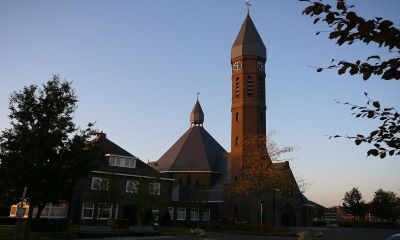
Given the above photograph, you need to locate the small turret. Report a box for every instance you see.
[190,99,204,127]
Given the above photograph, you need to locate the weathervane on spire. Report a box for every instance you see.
[245,0,251,15]
[196,91,200,100]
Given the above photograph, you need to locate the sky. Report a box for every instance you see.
[0,0,399,207]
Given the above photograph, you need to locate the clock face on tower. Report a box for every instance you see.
[232,61,242,71]
[256,61,264,72]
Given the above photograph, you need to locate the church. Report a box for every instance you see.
[149,12,313,227]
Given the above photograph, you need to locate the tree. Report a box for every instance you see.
[370,189,399,222]
[301,0,400,157]
[342,187,367,222]
[0,75,100,239]
[227,133,299,229]
[228,134,298,196]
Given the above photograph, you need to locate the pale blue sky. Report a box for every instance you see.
[0,0,399,207]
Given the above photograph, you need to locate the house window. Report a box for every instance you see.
[152,207,159,222]
[235,137,239,146]
[126,180,139,194]
[202,208,211,221]
[177,208,186,221]
[235,77,240,96]
[97,203,112,220]
[149,182,161,195]
[247,76,253,96]
[81,203,94,219]
[235,112,239,122]
[91,177,109,191]
[190,208,199,221]
[108,155,136,168]
[168,207,174,220]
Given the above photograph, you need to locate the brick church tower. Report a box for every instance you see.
[231,13,267,174]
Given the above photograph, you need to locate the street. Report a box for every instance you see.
[78,227,400,240]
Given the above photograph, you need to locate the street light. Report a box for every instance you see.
[272,188,280,227]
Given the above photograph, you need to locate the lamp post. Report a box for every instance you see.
[260,199,264,230]
[272,188,280,227]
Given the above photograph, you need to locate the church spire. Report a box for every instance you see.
[190,98,204,127]
[231,14,266,60]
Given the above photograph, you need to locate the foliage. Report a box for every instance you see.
[370,189,399,222]
[342,187,367,220]
[159,211,172,226]
[228,134,299,197]
[0,75,100,239]
[302,0,400,157]
[129,178,168,226]
[301,0,399,80]
[332,93,400,157]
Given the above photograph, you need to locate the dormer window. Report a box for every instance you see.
[106,154,136,168]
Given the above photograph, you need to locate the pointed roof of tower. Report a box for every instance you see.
[190,99,204,126]
[231,14,266,59]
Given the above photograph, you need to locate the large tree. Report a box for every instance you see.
[302,0,400,157]
[342,187,367,222]
[227,134,299,229]
[370,189,399,222]
[0,75,100,239]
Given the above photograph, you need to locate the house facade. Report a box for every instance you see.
[68,133,174,225]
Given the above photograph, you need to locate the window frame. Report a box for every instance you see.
[91,177,109,191]
[177,207,186,221]
[97,203,113,220]
[126,180,139,194]
[168,207,174,220]
[202,208,211,221]
[190,208,199,221]
[81,203,94,219]
[149,182,161,195]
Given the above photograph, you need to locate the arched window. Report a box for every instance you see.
[235,136,239,146]
[235,112,239,122]
[187,175,191,186]
[247,76,253,96]
[235,77,240,96]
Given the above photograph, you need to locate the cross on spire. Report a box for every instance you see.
[245,0,251,15]
[196,91,200,100]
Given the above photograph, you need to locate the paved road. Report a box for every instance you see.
[79,227,400,240]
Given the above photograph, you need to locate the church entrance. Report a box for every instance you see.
[122,204,138,225]
[281,203,296,227]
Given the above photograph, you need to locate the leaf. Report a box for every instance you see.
[313,18,320,24]
[367,149,379,156]
[372,101,380,109]
[316,31,321,35]
[337,0,346,11]
[355,139,362,145]
[363,92,368,96]
[380,152,386,158]
[378,20,393,29]
[317,68,323,72]
[367,55,380,61]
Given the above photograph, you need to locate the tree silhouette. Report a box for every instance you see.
[342,187,367,222]
[302,0,400,157]
[370,189,399,222]
[0,75,100,239]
